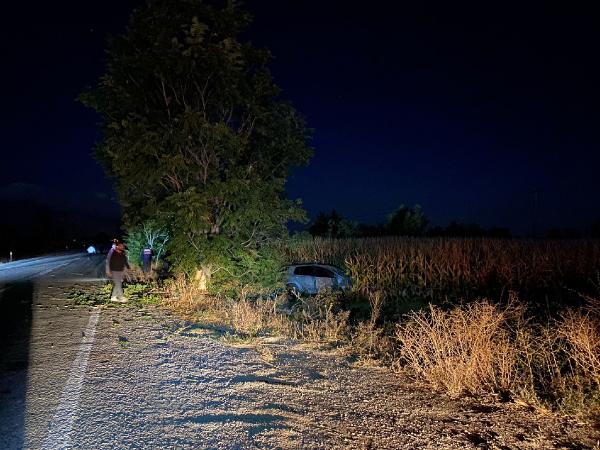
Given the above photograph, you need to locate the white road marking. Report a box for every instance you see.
[42,308,101,450]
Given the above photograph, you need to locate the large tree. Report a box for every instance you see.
[81,0,312,288]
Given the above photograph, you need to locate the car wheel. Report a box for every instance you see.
[286,284,300,301]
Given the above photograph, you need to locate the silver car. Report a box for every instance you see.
[285,263,351,295]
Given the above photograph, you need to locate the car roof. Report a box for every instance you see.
[287,263,344,272]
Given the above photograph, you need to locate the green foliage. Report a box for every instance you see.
[70,283,160,307]
[124,282,161,304]
[125,220,170,266]
[70,284,113,306]
[81,0,312,293]
[125,227,145,266]
[386,204,428,236]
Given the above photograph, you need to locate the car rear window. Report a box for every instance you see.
[293,265,337,278]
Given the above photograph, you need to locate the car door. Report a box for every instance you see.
[313,266,336,292]
[293,265,318,294]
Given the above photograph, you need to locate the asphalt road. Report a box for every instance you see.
[0,253,106,449]
[0,253,106,286]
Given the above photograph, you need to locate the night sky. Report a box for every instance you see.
[1,1,599,235]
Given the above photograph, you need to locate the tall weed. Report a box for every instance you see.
[395,298,600,422]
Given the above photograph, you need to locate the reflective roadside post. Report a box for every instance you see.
[9,251,12,262]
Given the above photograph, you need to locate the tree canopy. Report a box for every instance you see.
[81,0,312,287]
[308,210,357,238]
[386,205,428,236]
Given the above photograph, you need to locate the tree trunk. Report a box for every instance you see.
[194,265,211,292]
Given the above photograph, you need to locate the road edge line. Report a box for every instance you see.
[41,308,101,450]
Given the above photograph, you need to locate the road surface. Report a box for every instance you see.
[0,254,597,449]
[0,253,104,286]
[0,253,107,449]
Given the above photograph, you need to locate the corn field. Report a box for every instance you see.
[281,237,600,316]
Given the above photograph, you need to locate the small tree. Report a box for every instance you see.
[142,220,170,262]
[126,220,170,267]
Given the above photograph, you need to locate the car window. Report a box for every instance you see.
[313,267,335,278]
[293,266,314,276]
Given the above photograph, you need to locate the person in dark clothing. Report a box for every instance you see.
[141,247,152,273]
[106,241,130,302]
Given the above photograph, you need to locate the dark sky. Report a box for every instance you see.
[1,1,598,235]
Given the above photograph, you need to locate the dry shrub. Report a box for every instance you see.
[560,301,600,387]
[351,321,395,363]
[395,296,600,422]
[290,290,394,359]
[291,292,350,344]
[552,302,600,417]
[351,291,395,362]
[229,293,291,337]
[518,299,600,417]
[163,275,291,338]
[124,264,157,283]
[395,300,524,397]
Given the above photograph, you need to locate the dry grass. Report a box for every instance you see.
[349,291,395,363]
[294,304,350,344]
[395,300,522,397]
[163,275,356,349]
[124,265,158,283]
[229,293,291,337]
[559,304,600,388]
[163,274,291,337]
[552,301,600,419]
[394,297,600,422]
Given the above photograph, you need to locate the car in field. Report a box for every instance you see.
[285,263,352,296]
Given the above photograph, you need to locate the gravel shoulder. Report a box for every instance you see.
[3,277,599,449]
[69,287,600,449]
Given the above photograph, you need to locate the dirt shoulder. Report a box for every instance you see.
[73,287,599,449]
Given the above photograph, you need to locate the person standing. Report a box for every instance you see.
[141,247,152,273]
[106,241,130,302]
